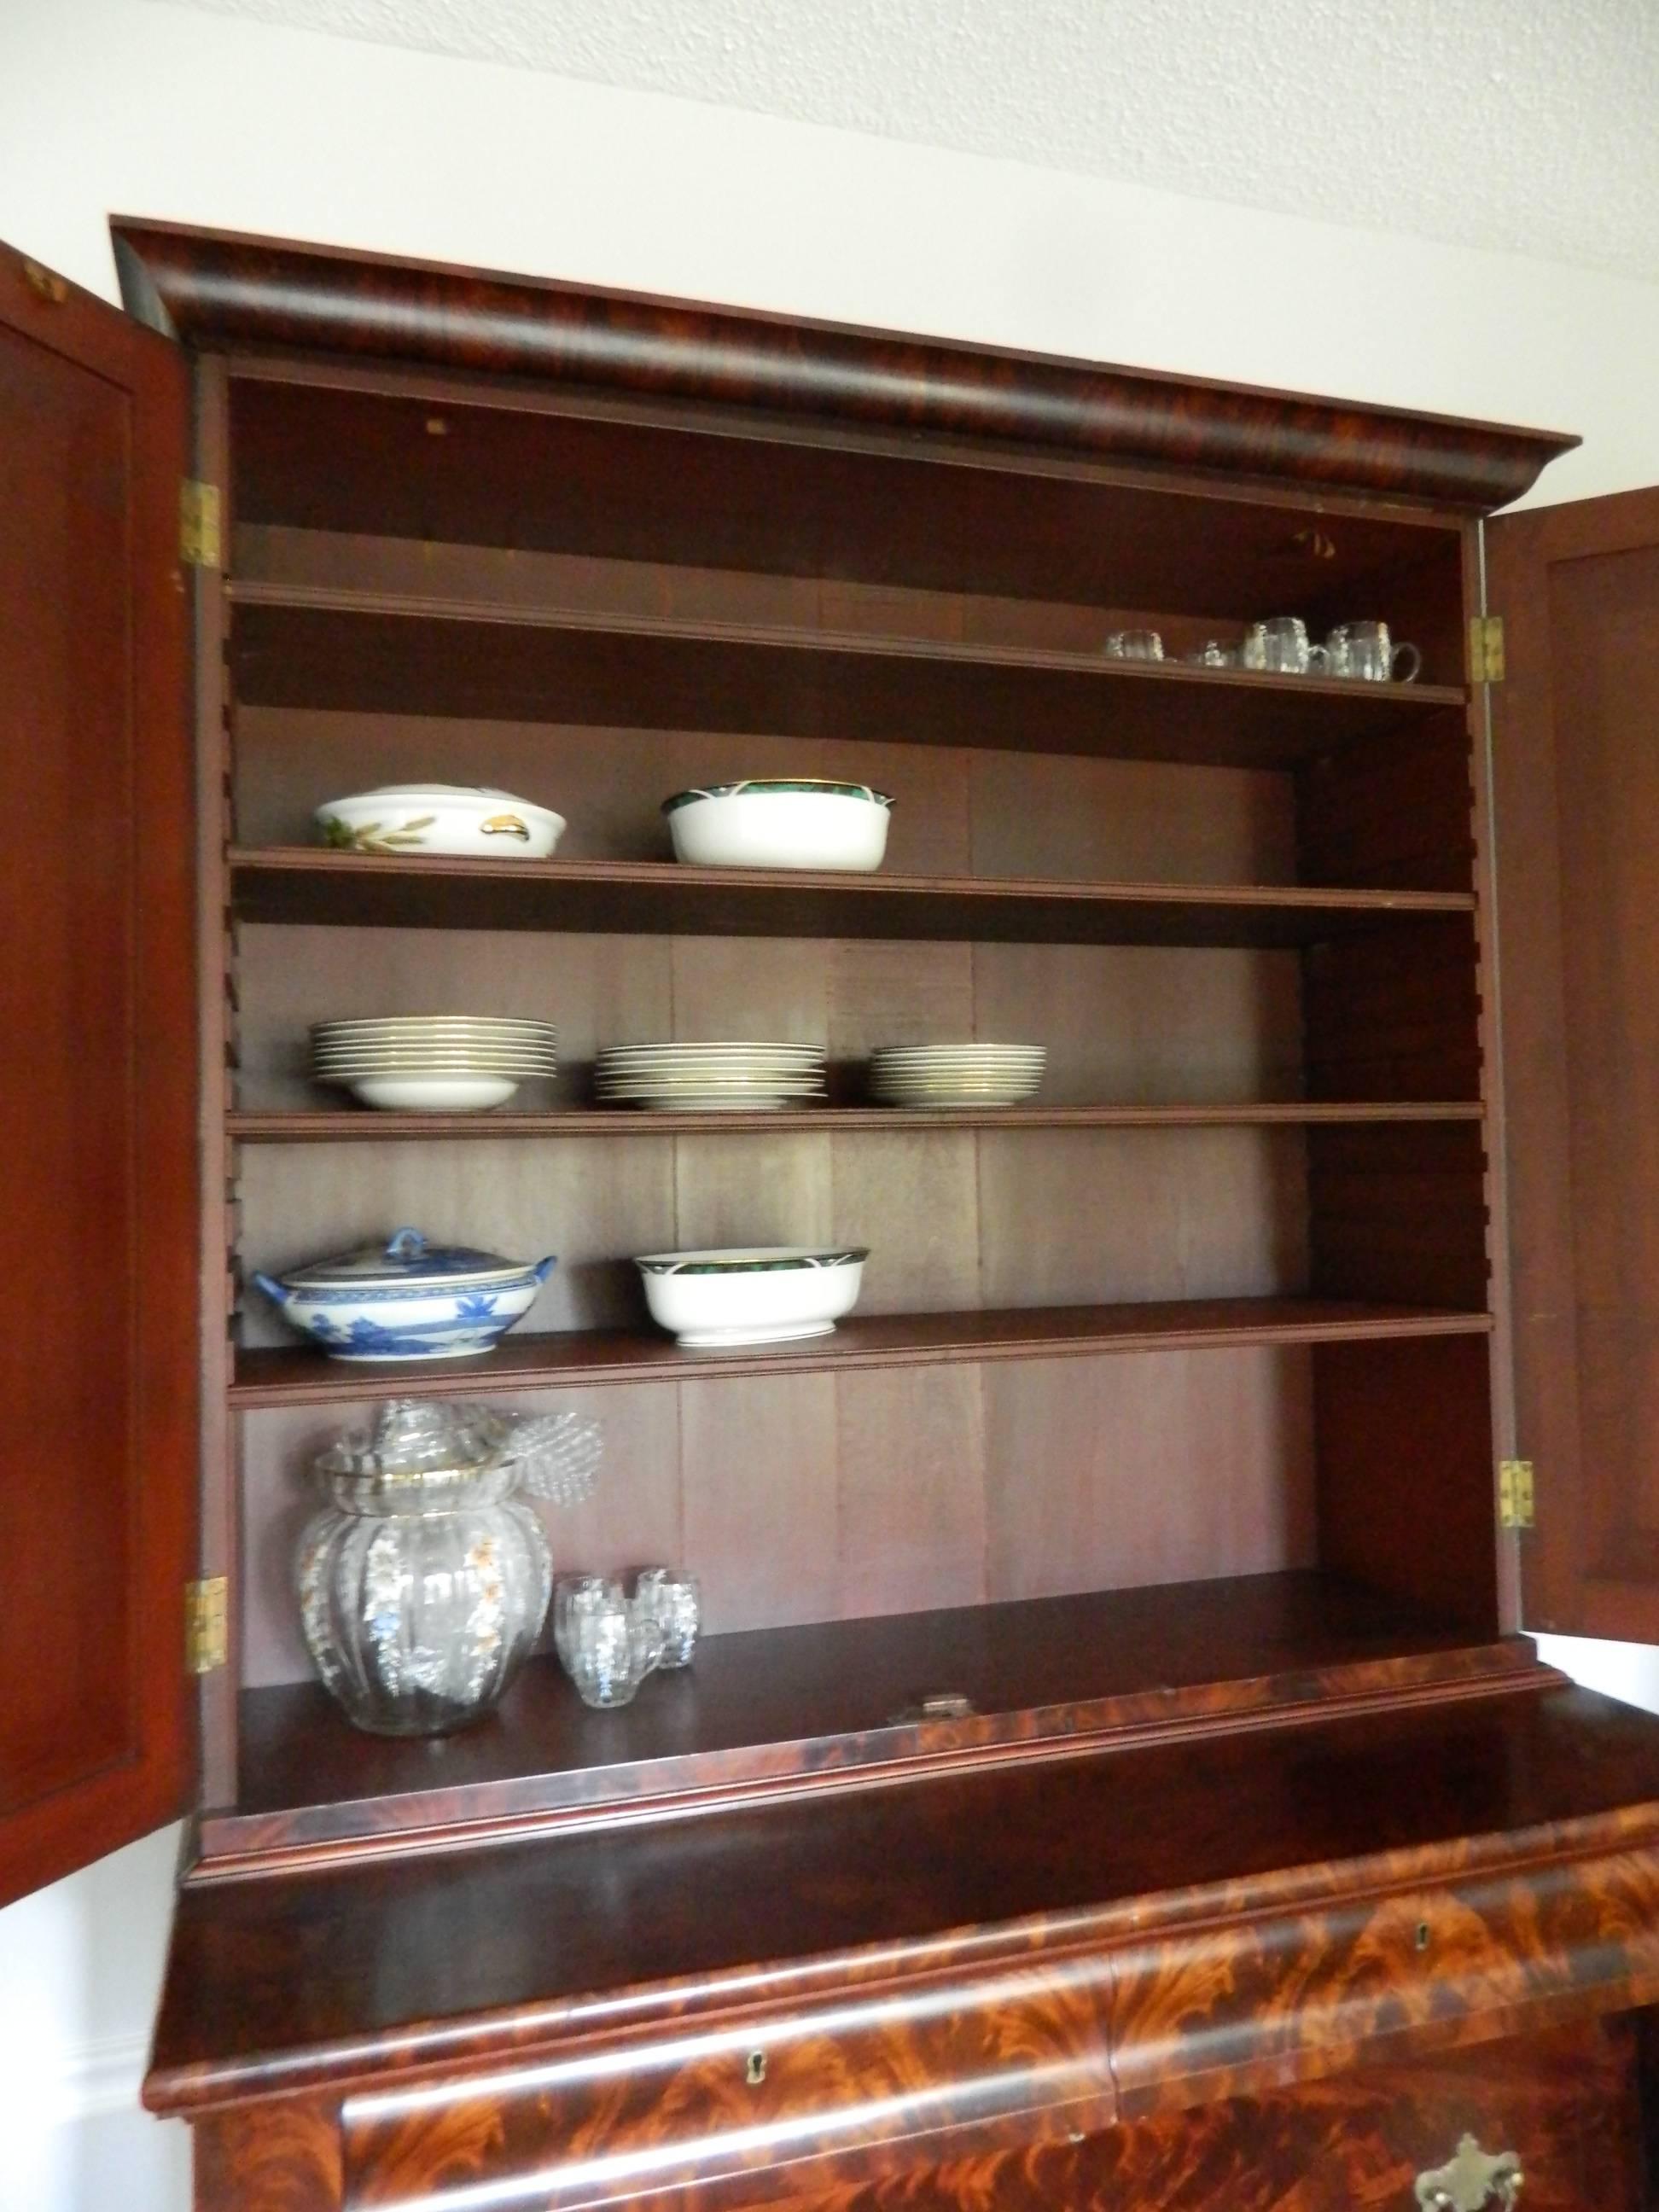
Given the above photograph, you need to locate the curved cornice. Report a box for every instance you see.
[111,219,1575,511]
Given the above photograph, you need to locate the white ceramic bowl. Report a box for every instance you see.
[347,1075,521,1113]
[635,1246,868,1348]
[663,782,893,872]
[316,784,566,859]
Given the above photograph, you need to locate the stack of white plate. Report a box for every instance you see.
[867,1044,1046,1109]
[311,1016,558,1113]
[595,1041,826,1112]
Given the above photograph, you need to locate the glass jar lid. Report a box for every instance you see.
[315,1398,510,1490]
[277,1226,533,1291]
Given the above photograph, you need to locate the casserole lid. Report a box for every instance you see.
[277,1226,537,1290]
[317,783,563,817]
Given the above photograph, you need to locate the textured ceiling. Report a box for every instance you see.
[159,0,1659,283]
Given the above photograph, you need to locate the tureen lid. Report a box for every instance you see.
[277,1226,535,1289]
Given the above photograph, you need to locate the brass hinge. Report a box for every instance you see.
[179,479,222,569]
[1470,614,1505,684]
[1498,1458,1535,1531]
[185,1576,229,1674]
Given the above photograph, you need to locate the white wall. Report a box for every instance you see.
[4,4,1659,2207]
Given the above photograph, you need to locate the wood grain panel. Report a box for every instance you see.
[150,1688,1659,2122]
[235,1136,673,1341]
[1314,1333,1498,1635]
[976,1129,1309,1306]
[834,1369,987,1620]
[733,2017,1639,2212]
[969,945,1305,1105]
[118,219,1572,506]
[680,1375,841,1633]
[981,1350,1317,1599]
[0,239,196,1902]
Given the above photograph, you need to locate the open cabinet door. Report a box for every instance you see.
[0,242,197,1905]
[1488,486,1659,1643]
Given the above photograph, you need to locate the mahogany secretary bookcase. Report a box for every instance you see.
[8,218,1659,2211]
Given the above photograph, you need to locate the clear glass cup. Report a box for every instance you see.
[633,1568,701,1668]
[1241,616,1329,674]
[562,1588,664,1708]
[1179,640,1239,668]
[1103,628,1164,661]
[553,1573,621,1673]
[1324,620,1422,683]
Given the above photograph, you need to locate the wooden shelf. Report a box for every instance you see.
[231,848,1476,946]
[228,1101,1487,1142]
[205,1571,1541,1866]
[229,581,1466,767]
[230,1296,1493,1407]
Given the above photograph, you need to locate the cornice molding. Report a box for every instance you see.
[111,218,1575,511]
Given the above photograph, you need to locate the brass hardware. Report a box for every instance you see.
[889,1691,976,1723]
[186,1576,229,1674]
[1290,527,1338,560]
[21,259,69,305]
[180,480,222,569]
[1499,1458,1535,1530]
[425,416,449,435]
[1416,2133,1522,2212]
[1470,614,1505,684]
[744,2050,767,2086]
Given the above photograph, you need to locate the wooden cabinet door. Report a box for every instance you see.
[0,242,197,1904]
[1488,487,1659,1642]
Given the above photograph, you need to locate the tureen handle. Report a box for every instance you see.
[385,1227,428,1260]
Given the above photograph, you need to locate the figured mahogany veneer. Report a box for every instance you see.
[229,1296,1492,1407]
[112,218,1575,508]
[208,1574,1540,1866]
[231,847,1474,946]
[151,1688,1659,2199]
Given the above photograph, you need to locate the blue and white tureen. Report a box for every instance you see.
[253,1227,556,1361]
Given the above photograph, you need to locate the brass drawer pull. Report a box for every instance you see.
[1416,2133,1522,2212]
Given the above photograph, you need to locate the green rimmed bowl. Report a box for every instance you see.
[635,1245,869,1348]
[663,781,894,872]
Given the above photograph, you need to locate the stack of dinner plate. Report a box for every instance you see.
[595,1041,826,1112]
[311,1016,558,1113]
[867,1044,1046,1109]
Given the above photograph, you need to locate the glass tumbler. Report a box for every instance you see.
[1103,628,1164,661]
[563,1589,664,1708]
[633,1569,702,1668]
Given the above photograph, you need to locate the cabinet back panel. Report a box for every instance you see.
[235,1122,1310,1344]
[228,390,1466,679]
[237,1346,1315,1685]
[232,926,1307,1113]
[232,703,1301,888]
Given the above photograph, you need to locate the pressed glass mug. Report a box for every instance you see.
[1325,620,1422,682]
[1241,616,1328,673]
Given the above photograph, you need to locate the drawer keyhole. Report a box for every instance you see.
[745,2050,768,2087]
